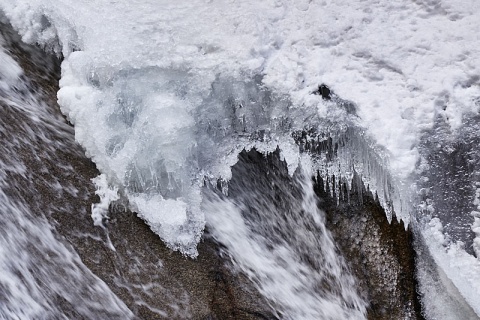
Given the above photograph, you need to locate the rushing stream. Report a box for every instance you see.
[0,25,133,318]
[204,156,367,319]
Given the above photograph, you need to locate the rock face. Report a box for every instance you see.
[313,174,423,320]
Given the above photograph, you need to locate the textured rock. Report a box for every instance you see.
[313,173,423,319]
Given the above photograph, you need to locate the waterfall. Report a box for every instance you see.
[204,152,367,319]
[2,1,480,318]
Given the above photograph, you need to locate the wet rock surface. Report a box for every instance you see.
[313,174,423,320]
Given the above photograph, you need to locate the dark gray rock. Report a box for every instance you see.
[313,173,423,320]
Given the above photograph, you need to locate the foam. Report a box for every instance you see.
[91,174,119,227]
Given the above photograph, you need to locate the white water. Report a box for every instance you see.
[1,0,480,318]
[0,191,133,319]
[0,31,133,318]
[204,162,367,319]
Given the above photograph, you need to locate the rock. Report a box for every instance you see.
[313,84,332,100]
[313,173,424,320]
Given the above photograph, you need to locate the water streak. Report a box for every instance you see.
[204,152,367,319]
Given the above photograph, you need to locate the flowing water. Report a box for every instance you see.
[0,25,133,318]
[204,153,367,319]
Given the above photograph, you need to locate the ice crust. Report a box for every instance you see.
[2,1,480,310]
